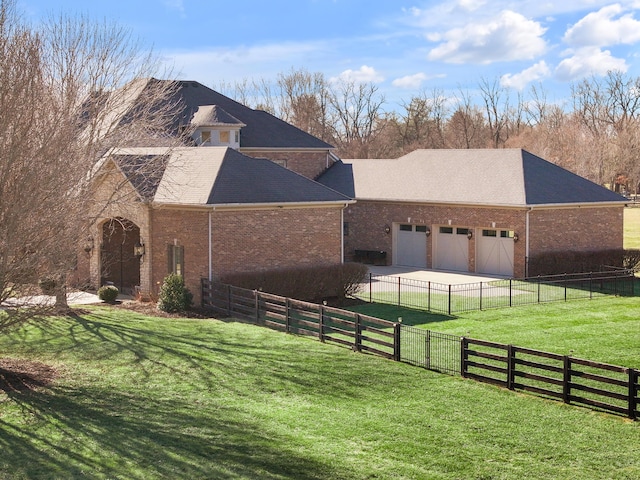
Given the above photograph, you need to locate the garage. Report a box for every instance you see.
[394,224,428,267]
[476,229,515,276]
[434,226,469,272]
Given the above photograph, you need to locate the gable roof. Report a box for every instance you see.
[107,147,351,208]
[162,80,334,150]
[317,149,626,207]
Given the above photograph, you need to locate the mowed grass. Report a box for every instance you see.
[0,307,638,479]
[349,296,640,368]
[625,206,640,249]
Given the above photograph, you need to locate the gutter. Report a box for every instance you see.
[152,199,356,211]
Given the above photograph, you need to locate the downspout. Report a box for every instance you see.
[525,208,531,277]
[208,209,213,281]
[341,203,348,264]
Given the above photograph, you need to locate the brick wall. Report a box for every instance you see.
[239,149,333,179]
[150,205,343,303]
[528,206,624,254]
[344,201,624,278]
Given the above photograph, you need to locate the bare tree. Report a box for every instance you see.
[0,1,178,312]
[327,79,386,158]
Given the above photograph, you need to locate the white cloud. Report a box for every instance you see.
[164,0,185,15]
[500,61,551,90]
[555,47,627,81]
[427,10,547,64]
[563,4,640,47]
[392,73,443,89]
[457,0,486,11]
[331,65,384,84]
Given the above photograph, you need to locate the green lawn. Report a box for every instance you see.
[0,306,639,479]
[349,296,640,368]
[625,207,640,249]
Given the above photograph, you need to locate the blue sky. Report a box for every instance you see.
[18,0,640,109]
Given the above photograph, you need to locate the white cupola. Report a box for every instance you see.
[191,105,245,149]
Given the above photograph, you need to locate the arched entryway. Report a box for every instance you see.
[100,218,141,294]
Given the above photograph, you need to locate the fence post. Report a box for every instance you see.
[426,330,431,370]
[369,273,372,303]
[537,275,541,304]
[398,276,401,306]
[448,284,452,316]
[563,355,571,404]
[507,344,515,390]
[564,274,567,302]
[460,337,468,378]
[589,272,593,300]
[227,284,232,316]
[479,282,483,311]
[285,298,291,333]
[393,322,401,362]
[509,279,512,307]
[629,368,638,420]
[354,314,362,352]
[428,281,431,312]
[319,305,325,342]
[254,290,259,325]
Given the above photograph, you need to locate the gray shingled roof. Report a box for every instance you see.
[317,149,626,207]
[108,147,351,207]
[163,80,334,150]
[190,105,245,127]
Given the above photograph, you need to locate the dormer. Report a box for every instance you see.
[191,105,246,149]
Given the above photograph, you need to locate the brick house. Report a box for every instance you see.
[78,80,350,301]
[317,149,627,277]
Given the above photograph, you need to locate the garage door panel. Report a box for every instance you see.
[434,227,469,272]
[477,229,514,276]
[395,224,427,267]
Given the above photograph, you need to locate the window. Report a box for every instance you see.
[501,230,514,238]
[400,224,412,231]
[416,225,428,233]
[168,245,184,276]
[201,131,211,144]
[456,228,469,236]
[219,131,230,143]
[234,130,239,143]
[273,159,287,168]
[439,226,453,234]
[482,229,497,237]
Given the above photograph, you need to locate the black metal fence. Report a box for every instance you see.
[356,269,638,315]
[201,279,639,420]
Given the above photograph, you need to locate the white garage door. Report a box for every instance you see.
[434,227,469,272]
[395,224,428,267]
[477,229,515,276]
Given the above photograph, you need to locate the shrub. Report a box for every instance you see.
[528,249,639,276]
[39,277,57,295]
[158,274,193,313]
[97,285,119,303]
[219,263,369,302]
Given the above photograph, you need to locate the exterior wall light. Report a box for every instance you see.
[425,227,431,237]
[513,233,519,242]
[134,242,145,257]
[384,225,391,234]
[83,236,94,254]
[467,230,473,239]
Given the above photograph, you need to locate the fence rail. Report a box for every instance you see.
[461,337,639,419]
[356,269,638,315]
[202,279,639,420]
[202,280,399,360]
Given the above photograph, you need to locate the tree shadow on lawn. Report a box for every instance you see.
[0,381,346,479]
[344,302,456,327]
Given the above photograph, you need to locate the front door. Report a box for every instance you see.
[100,218,141,293]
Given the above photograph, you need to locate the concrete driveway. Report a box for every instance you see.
[366,266,508,285]
[1,291,103,309]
